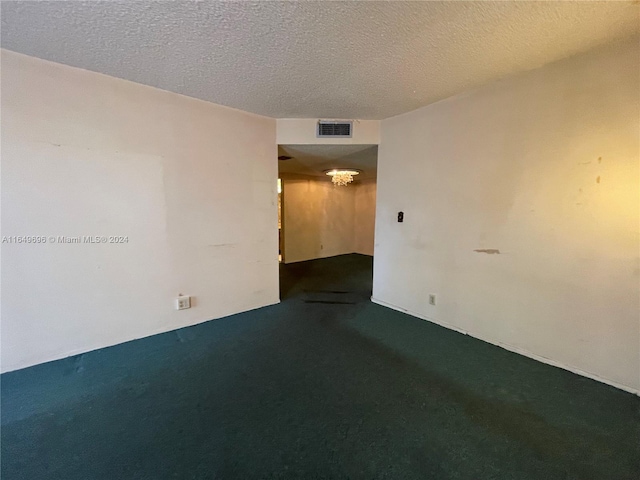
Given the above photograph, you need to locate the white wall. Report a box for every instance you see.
[354,180,377,256]
[282,176,376,263]
[277,118,380,145]
[1,51,279,373]
[373,39,640,393]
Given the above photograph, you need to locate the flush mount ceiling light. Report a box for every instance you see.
[325,169,360,186]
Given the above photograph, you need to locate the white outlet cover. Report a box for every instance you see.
[175,296,191,310]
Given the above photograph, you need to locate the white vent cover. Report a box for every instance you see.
[317,120,353,138]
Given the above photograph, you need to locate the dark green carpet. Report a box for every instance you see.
[2,254,639,479]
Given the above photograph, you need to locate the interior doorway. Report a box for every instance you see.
[277,144,378,298]
[278,178,283,263]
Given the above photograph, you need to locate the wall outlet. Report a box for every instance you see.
[428,294,437,306]
[175,296,191,310]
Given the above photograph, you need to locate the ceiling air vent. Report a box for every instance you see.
[317,120,353,138]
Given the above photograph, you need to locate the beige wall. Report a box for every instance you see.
[1,51,279,372]
[282,177,376,263]
[354,179,377,256]
[373,38,639,393]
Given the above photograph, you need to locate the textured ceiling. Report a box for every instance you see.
[279,145,378,180]
[2,1,638,119]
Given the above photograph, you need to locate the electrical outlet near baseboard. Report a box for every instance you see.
[175,295,192,310]
[428,294,437,306]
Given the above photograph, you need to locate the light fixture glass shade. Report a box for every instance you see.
[325,169,360,186]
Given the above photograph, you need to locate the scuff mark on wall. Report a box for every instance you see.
[474,249,501,254]
[596,176,601,184]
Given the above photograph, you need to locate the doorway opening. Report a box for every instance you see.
[278,178,283,263]
[277,144,378,300]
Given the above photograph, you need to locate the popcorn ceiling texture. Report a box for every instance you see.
[1,1,638,119]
